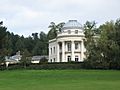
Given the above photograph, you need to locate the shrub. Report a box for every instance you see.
[4,62,84,70]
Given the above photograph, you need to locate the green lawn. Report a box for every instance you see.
[0,70,120,90]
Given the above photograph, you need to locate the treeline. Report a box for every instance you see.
[0,21,64,60]
[84,19,120,69]
[0,22,48,57]
[0,18,120,69]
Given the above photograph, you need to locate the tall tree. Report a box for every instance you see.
[47,22,65,40]
[4,31,13,56]
[57,22,65,32]
[83,21,101,68]
[20,49,31,69]
[39,31,47,42]
[98,20,120,69]
[0,21,7,49]
[0,21,7,64]
[47,22,57,40]
[24,36,34,54]
[15,38,25,52]
[32,33,38,40]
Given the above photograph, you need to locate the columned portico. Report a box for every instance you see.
[57,42,60,62]
[62,41,65,62]
[81,40,84,61]
[49,20,85,63]
[71,41,75,61]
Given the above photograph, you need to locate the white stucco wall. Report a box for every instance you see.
[48,20,86,63]
[49,39,57,62]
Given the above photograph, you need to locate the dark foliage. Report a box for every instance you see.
[2,62,83,70]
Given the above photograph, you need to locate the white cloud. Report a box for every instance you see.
[0,0,120,37]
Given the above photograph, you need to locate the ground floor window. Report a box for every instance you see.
[54,58,55,62]
[51,48,52,54]
[60,53,62,62]
[50,59,52,62]
[67,56,71,62]
[75,56,79,62]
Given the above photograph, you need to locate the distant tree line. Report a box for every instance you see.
[0,22,48,58]
[0,21,64,60]
[0,18,120,69]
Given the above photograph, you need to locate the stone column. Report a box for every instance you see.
[81,40,84,61]
[6,62,9,67]
[62,41,65,62]
[57,42,59,62]
[71,41,75,61]
[48,45,51,62]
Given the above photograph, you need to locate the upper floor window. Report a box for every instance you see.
[59,43,62,50]
[75,30,78,34]
[54,47,55,54]
[67,43,71,51]
[51,48,52,54]
[75,42,79,50]
[68,30,71,34]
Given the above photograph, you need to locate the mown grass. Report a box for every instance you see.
[0,70,120,90]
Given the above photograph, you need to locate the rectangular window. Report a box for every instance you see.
[67,56,71,62]
[51,48,52,54]
[67,43,71,51]
[68,30,71,34]
[75,42,79,50]
[59,43,62,50]
[54,58,55,62]
[50,59,52,62]
[75,56,79,62]
[75,30,78,34]
[54,47,55,54]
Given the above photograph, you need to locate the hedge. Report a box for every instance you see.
[1,62,84,70]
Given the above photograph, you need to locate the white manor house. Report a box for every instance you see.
[49,20,86,62]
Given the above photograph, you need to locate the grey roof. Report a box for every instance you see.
[62,20,82,30]
[32,55,48,61]
[5,55,22,62]
[10,55,21,60]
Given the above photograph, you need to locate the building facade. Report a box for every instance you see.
[49,20,86,62]
[31,55,48,63]
[5,51,22,67]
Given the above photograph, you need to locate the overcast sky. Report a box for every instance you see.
[0,0,120,37]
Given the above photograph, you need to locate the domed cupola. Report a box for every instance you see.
[62,20,82,30]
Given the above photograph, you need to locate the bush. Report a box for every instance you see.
[27,63,83,70]
[0,64,6,70]
[83,60,120,70]
[4,62,84,70]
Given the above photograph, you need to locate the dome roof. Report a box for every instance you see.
[62,20,82,30]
